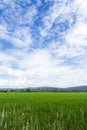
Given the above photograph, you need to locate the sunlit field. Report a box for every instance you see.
[0,92,87,130]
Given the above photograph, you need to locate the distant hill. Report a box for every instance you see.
[0,85,87,92]
[30,85,87,92]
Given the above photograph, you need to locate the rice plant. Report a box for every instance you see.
[0,92,87,130]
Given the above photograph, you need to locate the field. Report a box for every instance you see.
[0,92,87,130]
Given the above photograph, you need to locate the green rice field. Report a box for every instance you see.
[0,92,87,130]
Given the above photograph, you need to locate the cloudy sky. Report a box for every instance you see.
[0,0,87,88]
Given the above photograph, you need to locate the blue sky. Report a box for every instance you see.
[0,0,87,88]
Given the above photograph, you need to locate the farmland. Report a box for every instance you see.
[0,92,87,130]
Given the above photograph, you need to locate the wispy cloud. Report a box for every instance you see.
[0,0,87,88]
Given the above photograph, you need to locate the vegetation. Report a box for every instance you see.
[0,92,87,130]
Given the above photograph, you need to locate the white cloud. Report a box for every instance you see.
[0,48,87,88]
[75,0,87,18]
[0,61,87,88]
[22,5,37,24]
[0,25,9,39]
[11,27,32,48]
[0,25,32,48]
[65,22,87,46]
[57,45,85,58]
[0,0,87,88]
[40,2,66,36]
[0,1,37,48]
[39,0,76,37]
[64,0,87,48]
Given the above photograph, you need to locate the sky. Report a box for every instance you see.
[0,0,87,88]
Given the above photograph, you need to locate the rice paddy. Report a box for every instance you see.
[0,92,87,130]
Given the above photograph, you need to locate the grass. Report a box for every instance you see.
[0,92,87,130]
